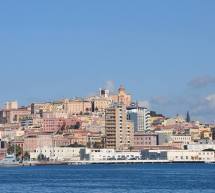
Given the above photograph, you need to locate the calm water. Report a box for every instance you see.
[0,164,215,193]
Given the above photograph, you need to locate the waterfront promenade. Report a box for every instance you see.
[22,159,215,167]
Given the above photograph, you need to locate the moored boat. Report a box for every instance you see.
[0,154,20,167]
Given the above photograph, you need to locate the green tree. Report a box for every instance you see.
[129,146,134,152]
[7,144,22,158]
[23,152,30,161]
[37,153,46,161]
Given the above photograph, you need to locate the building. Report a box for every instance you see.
[141,149,215,162]
[156,133,171,145]
[171,135,192,148]
[87,132,104,148]
[105,103,134,151]
[85,148,115,161]
[31,102,65,116]
[0,108,31,124]
[69,130,88,146]
[5,101,18,110]
[186,143,215,151]
[99,89,110,98]
[42,118,65,133]
[52,135,71,147]
[134,133,158,150]
[23,134,53,153]
[91,97,112,112]
[20,118,33,127]
[111,86,132,107]
[167,150,215,162]
[0,149,6,160]
[212,128,215,140]
[30,147,85,161]
[85,148,141,161]
[127,104,151,132]
[64,99,92,115]
[141,149,167,160]
[0,125,19,140]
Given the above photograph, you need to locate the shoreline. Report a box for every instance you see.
[19,160,215,167]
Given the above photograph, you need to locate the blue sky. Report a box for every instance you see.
[0,1,215,122]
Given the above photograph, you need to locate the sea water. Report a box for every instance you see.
[0,164,214,193]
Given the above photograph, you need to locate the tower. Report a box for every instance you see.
[105,103,134,151]
[186,111,191,123]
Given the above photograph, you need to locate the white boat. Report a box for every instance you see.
[0,154,20,167]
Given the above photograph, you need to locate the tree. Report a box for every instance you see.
[7,144,22,158]
[93,142,102,149]
[74,122,81,129]
[23,152,30,161]
[129,146,134,152]
[37,153,46,161]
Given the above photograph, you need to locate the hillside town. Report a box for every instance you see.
[0,85,215,164]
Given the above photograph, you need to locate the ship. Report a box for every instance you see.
[0,154,20,167]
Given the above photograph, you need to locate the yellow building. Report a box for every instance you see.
[105,104,134,151]
[64,99,92,115]
[92,98,112,112]
[110,85,132,107]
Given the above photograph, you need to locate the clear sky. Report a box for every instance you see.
[0,1,215,122]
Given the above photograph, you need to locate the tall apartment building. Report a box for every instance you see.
[127,104,151,132]
[105,103,134,151]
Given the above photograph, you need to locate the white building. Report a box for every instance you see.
[30,147,85,161]
[114,151,141,160]
[167,150,215,162]
[5,101,18,110]
[187,144,215,151]
[171,135,192,145]
[86,149,115,161]
[85,148,141,161]
[127,105,151,132]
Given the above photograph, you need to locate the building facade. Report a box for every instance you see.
[105,104,134,151]
[111,86,132,107]
[64,99,92,115]
[134,133,158,150]
[30,147,85,161]
[127,105,151,132]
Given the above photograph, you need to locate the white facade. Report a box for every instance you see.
[43,112,68,119]
[115,151,141,160]
[86,148,141,161]
[127,107,151,132]
[187,144,215,151]
[30,147,84,161]
[171,135,192,145]
[167,150,215,162]
[5,101,18,110]
[86,149,115,161]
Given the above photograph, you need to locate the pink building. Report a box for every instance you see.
[24,133,53,152]
[0,149,6,160]
[4,108,31,124]
[53,135,71,147]
[42,118,64,133]
[42,117,82,133]
[134,133,158,150]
